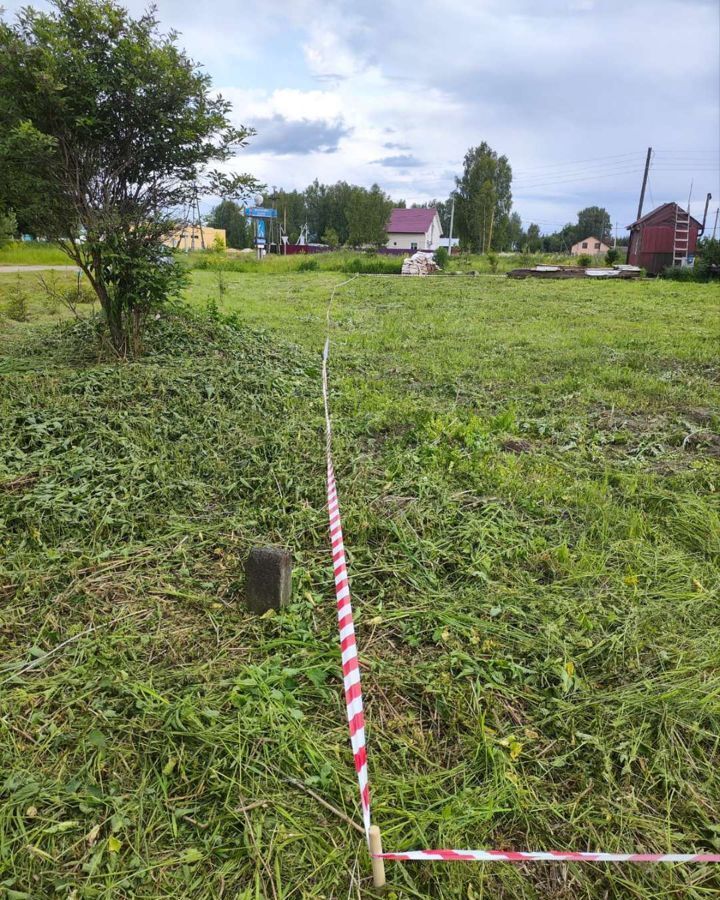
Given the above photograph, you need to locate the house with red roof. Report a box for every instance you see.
[385,207,443,252]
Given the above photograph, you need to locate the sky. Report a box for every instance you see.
[3,0,720,234]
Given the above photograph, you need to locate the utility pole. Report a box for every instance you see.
[628,147,652,263]
[700,193,712,234]
[636,147,652,221]
[712,207,719,240]
[613,221,618,248]
[447,196,455,254]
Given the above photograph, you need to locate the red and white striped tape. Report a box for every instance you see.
[376,849,720,864]
[322,336,371,840]
[321,282,720,866]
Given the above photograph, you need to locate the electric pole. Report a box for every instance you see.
[447,196,455,254]
[712,207,719,240]
[636,147,652,222]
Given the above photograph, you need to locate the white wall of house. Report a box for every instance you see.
[570,237,610,256]
[386,213,443,251]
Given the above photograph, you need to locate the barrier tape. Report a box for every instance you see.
[322,329,371,841]
[376,850,720,864]
[321,277,720,866]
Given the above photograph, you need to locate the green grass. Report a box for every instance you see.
[1,272,719,898]
[0,242,74,266]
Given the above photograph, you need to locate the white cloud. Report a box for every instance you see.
[2,0,717,226]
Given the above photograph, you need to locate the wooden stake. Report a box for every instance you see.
[369,825,386,889]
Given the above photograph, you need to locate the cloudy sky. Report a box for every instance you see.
[4,0,719,233]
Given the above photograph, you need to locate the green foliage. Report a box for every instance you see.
[696,237,720,279]
[433,245,449,268]
[342,255,401,274]
[346,183,393,247]
[576,206,612,245]
[0,0,257,353]
[455,142,513,252]
[4,276,29,321]
[297,257,319,271]
[525,223,541,252]
[321,226,340,247]
[486,250,499,273]
[207,200,248,249]
[577,253,593,267]
[0,209,17,247]
[605,247,620,266]
[661,265,698,281]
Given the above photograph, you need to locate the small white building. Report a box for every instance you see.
[386,208,443,251]
[570,235,610,256]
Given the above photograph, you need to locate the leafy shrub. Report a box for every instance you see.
[577,253,592,267]
[661,265,698,282]
[434,246,449,269]
[342,256,402,274]
[5,277,29,321]
[297,257,319,272]
[321,227,339,247]
[605,248,619,266]
[38,273,96,314]
[486,250,499,273]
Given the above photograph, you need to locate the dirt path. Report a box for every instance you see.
[0,265,78,274]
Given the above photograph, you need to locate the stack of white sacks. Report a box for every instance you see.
[401,251,439,276]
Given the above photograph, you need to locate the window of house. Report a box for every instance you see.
[582,242,588,248]
[594,242,600,249]
[410,242,418,251]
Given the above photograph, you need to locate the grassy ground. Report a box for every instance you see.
[1,271,719,898]
[0,242,73,266]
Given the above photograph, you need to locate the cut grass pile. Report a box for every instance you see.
[1,274,719,898]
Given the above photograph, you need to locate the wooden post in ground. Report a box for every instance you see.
[369,825,386,889]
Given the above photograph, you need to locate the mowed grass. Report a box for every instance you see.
[1,270,719,898]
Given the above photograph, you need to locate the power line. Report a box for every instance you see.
[515,162,647,185]
[515,167,645,190]
[512,151,640,174]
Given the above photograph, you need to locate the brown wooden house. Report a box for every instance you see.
[626,203,702,275]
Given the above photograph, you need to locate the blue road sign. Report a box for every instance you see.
[245,207,278,218]
[257,219,266,239]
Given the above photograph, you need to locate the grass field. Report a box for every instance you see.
[1,270,719,898]
[0,242,72,267]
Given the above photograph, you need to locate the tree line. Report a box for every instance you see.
[208,182,394,249]
[210,141,620,255]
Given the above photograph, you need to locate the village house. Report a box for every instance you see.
[570,235,611,257]
[626,202,703,275]
[385,208,443,252]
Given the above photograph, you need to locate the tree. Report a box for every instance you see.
[346,184,393,248]
[525,223,541,252]
[0,209,16,248]
[321,227,340,247]
[455,143,512,253]
[208,200,248,249]
[506,212,524,251]
[0,0,258,354]
[576,206,612,243]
